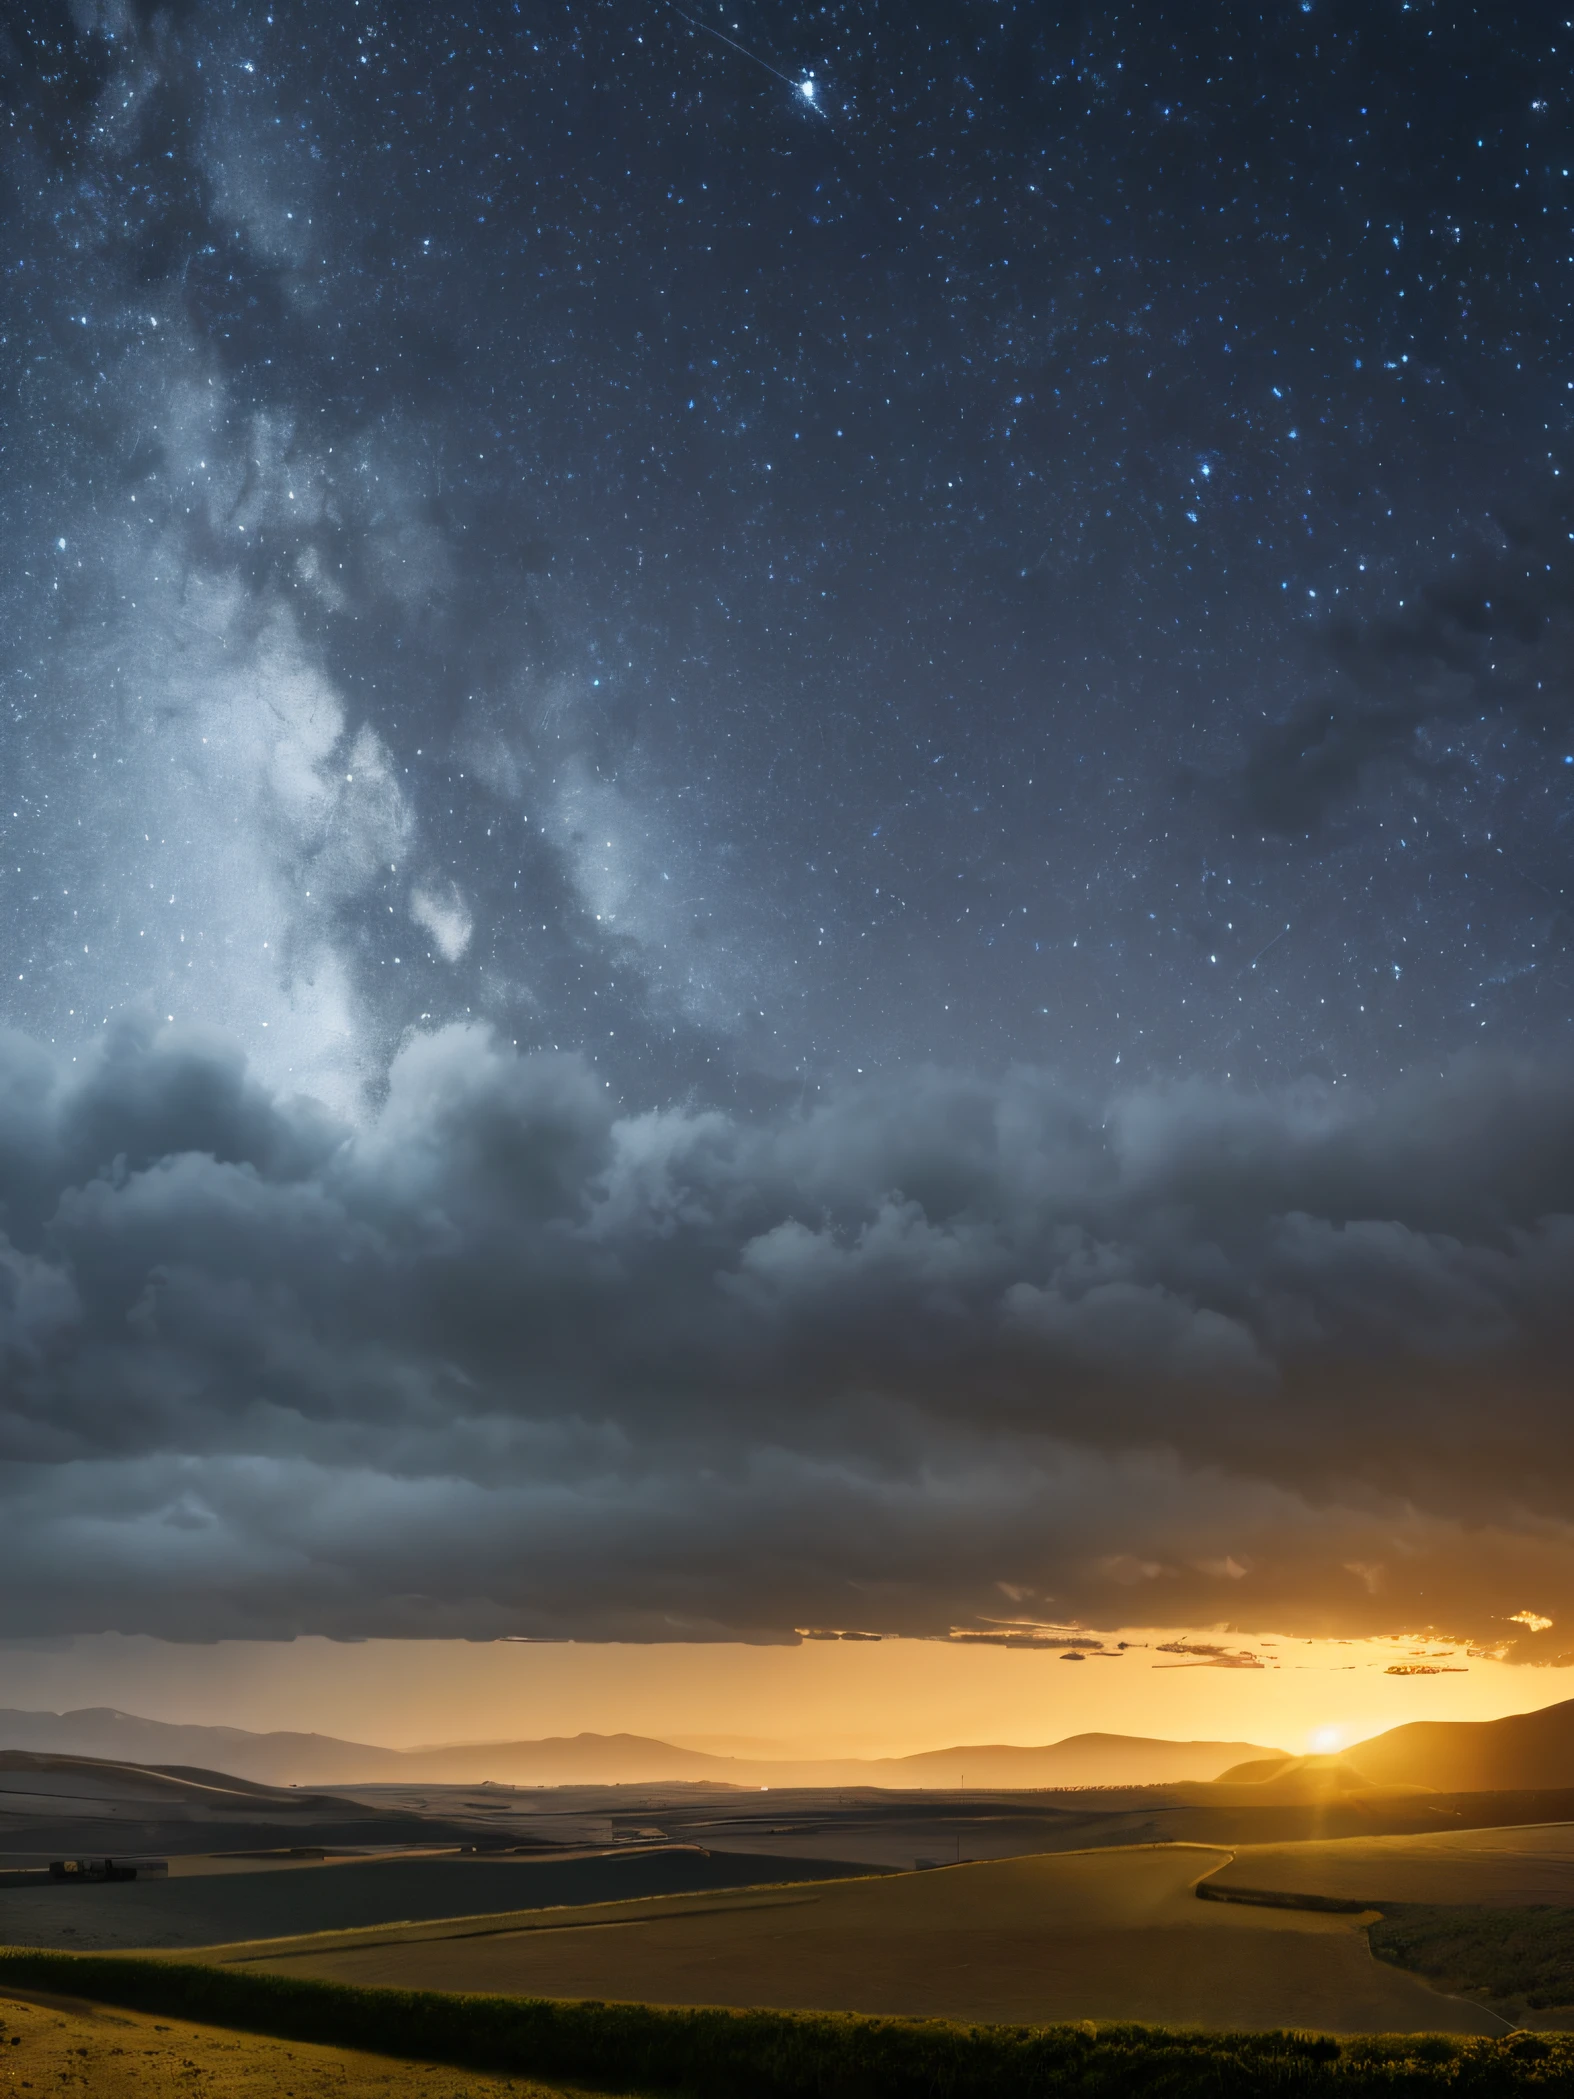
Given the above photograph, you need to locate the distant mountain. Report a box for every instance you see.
[0,1710,725,1786]
[0,1708,400,1786]
[375,1731,747,1784]
[0,1706,1279,1791]
[393,1730,1282,1790]
[854,1734,1282,1789]
[1346,1696,1574,1792]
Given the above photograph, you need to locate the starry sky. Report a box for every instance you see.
[2,0,1574,1665]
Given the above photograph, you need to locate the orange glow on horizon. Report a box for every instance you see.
[0,1626,1565,1762]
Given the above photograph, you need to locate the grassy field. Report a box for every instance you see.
[1207,1823,1574,1908]
[175,1845,1500,2035]
[0,1947,1568,2097]
[0,1983,586,2098]
[1369,1905,1574,2023]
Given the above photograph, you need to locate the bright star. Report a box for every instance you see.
[798,78,816,101]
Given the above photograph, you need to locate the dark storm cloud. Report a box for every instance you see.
[1241,501,1574,830]
[2,1019,1574,1655]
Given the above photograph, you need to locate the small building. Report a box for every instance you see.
[47,1858,168,1883]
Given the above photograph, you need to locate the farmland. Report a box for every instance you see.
[197,1844,1500,2035]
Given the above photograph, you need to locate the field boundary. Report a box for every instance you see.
[0,1945,1571,2095]
[1197,1881,1377,1916]
[162,1880,839,1966]
[214,1891,828,1964]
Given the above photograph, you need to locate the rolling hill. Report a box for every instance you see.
[0,1709,396,1787]
[0,1746,498,1856]
[0,1706,1278,1790]
[854,1733,1283,1789]
[1192,1753,1406,1804]
[1346,1697,1574,1792]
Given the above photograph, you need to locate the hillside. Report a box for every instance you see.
[0,1746,494,1855]
[0,1706,1279,1790]
[0,1747,348,1812]
[861,1733,1281,1789]
[1347,1697,1574,1792]
[1190,1753,1404,1805]
[0,1993,561,2099]
[0,1709,397,1786]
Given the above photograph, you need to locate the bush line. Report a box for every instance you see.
[1,1946,1572,2094]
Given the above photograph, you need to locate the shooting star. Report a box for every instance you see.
[670,5,825,112]
[1247,923,1292,971]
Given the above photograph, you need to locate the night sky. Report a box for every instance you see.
[3,1,1574,1660]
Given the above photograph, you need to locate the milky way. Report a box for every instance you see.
[2,2,1573,1647]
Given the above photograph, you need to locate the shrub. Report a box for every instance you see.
[1,1947,1571,2096]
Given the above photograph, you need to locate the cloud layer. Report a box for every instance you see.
[1,1020,1572,1654]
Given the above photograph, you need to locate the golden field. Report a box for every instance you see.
[0,1986,585,2099]
[184,1845,1503,2035]
[1210,1821,1574,1907]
